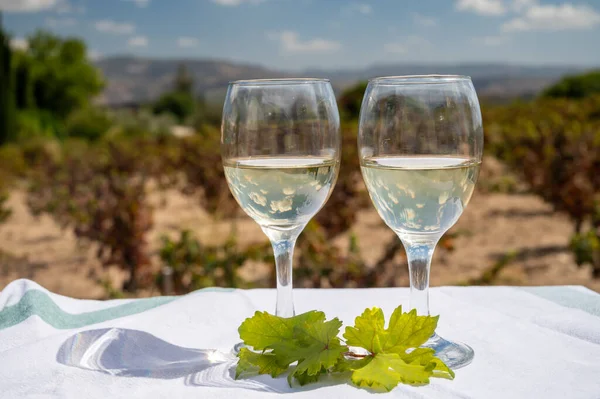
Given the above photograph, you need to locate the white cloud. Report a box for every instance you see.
[511,0,537,12]
[128,35,148,47]
[88,50,102,61]
[384,42,407,54]
[55,0,84,14]
[473,35,508,45]
[46,17,77,28]
[177,37,199,48]
[329,20,342,29]
[95,20,136,35]
[211,0,267,6]
[502,3,600,31]
[356,3,372,14]
[0,0,57,12]
[122,0,150,8]
[345,3,372,15]
[412,12,438,27]
[55,2,70,13]
[455,0,506,16]
[267,31,341,53]
[55,0,71,13]
[0,0,84,13]
[384,36,432,54]
[10,37,28,50]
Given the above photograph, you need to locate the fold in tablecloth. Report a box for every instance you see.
[1,279,599,398]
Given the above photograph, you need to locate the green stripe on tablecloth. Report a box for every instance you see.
[0,286,236,331]
[0,290,176,331]
[521,286,600,317]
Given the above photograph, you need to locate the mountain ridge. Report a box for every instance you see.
[94,56,590,106]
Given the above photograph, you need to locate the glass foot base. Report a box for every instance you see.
[231,342,261,355]
[234,336,473,369]
[232,342,246,355]
[423,333,474,369]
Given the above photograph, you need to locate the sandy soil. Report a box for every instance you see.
[1,186,598,298]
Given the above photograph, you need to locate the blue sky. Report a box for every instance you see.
[2,0,599,70]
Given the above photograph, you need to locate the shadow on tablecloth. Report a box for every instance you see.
[56,328,344,394]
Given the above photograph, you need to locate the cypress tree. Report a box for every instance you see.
[0,13,15,144]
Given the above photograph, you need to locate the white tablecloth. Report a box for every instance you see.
[1,279,599,398]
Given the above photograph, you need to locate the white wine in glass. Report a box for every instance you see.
[223,157,338,228]
[360,156,480,235]
[358,75,483,369]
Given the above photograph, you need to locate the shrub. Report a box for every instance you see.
[314,123,370,236]
[15,109,65,141]
[176,131,239,217]
[485,95,600,276]
[543,70,600,99]
[27,137,173,291]
[296,221,375,288]
[0,144,27,181]
[0,193,11,224]
[192,100,223,129]
[158,229,272,294]
[110,109,177,138]
[65,107,112,141]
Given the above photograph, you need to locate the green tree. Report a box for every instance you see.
[153,63,196,123]
[174,63,194,95]
[543,70,600,99]
[12,51,35,110]
[153,91,195,123]
[14,31,104,118]
[338,81,368,120]
[0,13,16,144]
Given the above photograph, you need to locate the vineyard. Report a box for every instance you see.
[1,29,599,298]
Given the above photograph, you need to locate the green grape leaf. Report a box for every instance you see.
[382,307,439,353]
[288,366,325,387]
[343,307,385,353]
[401,347,436,365]
[238,310,325,351]
[236,306,456,392]
[399,347,453,379]
[275,318,347,385]
[235,347,288,378]
[431,357,456,380]
[235,347,258,379]
[235,348,257,379]
[333,356,373,373]
[293,336,345,376]
[344,306,439,355]
[351,353,434,391]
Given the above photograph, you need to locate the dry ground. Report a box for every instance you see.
[1,183,598,298]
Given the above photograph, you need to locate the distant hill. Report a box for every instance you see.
[95,56,588,106]
[95,56,288,106]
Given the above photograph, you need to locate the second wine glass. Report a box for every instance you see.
[221,78,341,320]
[358,75,483,369]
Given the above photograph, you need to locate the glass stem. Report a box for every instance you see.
[272,238,297,318]
[262,225,302,318]
[400,236,439,316]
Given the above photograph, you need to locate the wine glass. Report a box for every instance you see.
[358,75,483,369]
[221,78,341,330]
